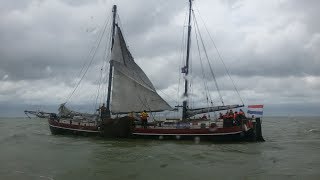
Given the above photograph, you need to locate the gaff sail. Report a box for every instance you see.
[110,26,172,114]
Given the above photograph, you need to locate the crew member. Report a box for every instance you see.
[228,109,234,119]
[239,109,246,118]
[202,114,207,119]
[98,103,108,121]
[223,110,229,119]
[234,111,240,125]
[233,111,238,120]
[128,111,134,119]
[140,110,149,128]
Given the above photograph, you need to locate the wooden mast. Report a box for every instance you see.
[106,5,117,118]
[182,0,192,120]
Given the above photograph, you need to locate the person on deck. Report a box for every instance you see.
[140,110,149,129]
[234,111,241,125]
[233,111,238,120]
[202,114,207,119]
[238,109,246,118]
[223,110,233,127]
[223,110,229,119]
[128,111,134,119]
[228,109,234,119]
[98,103,108,121]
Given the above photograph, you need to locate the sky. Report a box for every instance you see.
[0,0,319,117]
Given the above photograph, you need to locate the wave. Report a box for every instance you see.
[308,129,320,133]
[0,133,29,143]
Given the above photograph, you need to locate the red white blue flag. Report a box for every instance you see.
[247,105,264,117]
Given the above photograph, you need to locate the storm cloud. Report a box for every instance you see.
[0,0,319,116]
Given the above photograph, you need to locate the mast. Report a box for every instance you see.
[182,0,192,120]
[106,5,117,117]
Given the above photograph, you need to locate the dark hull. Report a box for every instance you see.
[48,119,100,136]
[49,124,100,136]
[131,127,256,142]
[132,131,251,142]
[47,117,262,142]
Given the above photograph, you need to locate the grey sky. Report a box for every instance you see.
[0,0,319,116]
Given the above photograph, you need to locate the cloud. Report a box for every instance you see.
[0,0,319,116]
[2,74,8,80]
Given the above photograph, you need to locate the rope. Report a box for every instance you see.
[101,29,112,105]
[189,38,194,109]
[192,11,225,106]
[194,5,244,105]
[193,18,213,109]
[99,23,112,108]
[157,88,178,105]
[94,66,104,112]
[138,95,157,121]
[177,7,189,107]
[95,23,112,111]
[65,12,111,103]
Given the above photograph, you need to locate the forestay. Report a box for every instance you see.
[110,26,172,113]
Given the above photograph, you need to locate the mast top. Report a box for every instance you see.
[112,5,117,13]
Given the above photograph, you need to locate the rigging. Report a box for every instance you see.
[65,12,112,105]
[194,3,244,105]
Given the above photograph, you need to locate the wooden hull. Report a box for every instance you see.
[47,117,259,142]
[132,126,255,141]
[48,119,100,136]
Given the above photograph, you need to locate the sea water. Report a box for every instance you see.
[0,116,319,179]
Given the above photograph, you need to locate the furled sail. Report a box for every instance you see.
[58,103,80,117]
[110,26,172,113]
[186,104,244,118]
[58,103,97,119]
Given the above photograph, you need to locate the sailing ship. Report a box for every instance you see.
[25,1,264,142]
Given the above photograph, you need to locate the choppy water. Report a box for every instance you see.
[0,117,319,179]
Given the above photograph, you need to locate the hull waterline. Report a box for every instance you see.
[47,117,262,142]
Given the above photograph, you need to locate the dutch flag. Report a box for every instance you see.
[247,105,264,117]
